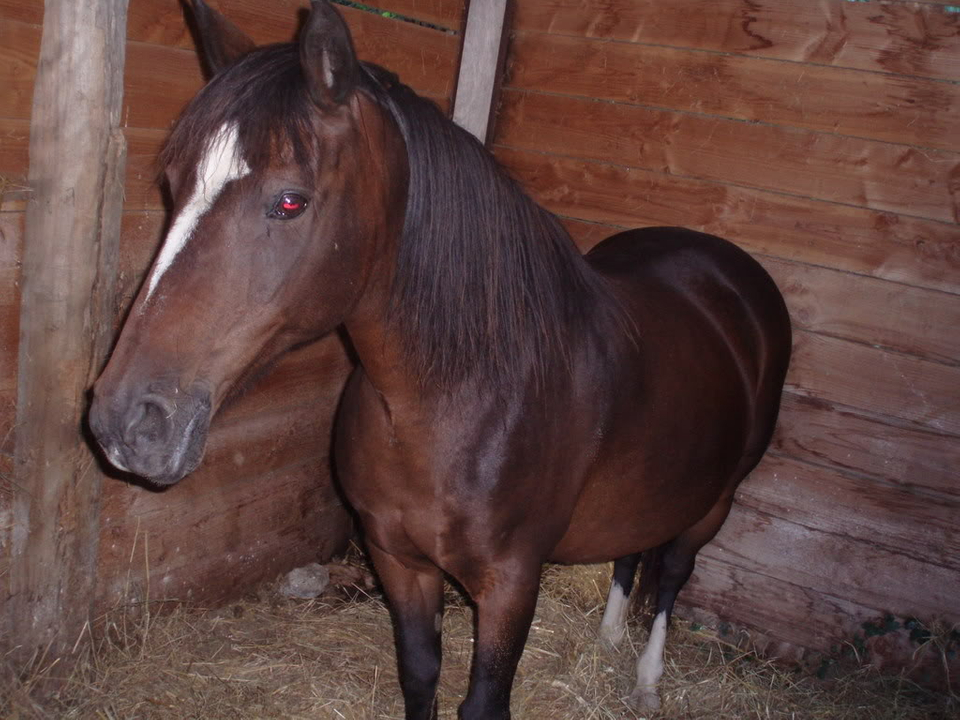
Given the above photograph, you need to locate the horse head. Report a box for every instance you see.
[90,0,406,484]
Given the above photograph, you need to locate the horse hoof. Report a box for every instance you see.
[627,689,661,712]
[598,625,624,651]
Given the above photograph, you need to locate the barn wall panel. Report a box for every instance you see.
[497,0,960,679]
[506,32,960,152]
[497,90,960,224]
[503,147,960,294]
[514,0,960,83]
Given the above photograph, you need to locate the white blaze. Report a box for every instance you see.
[145,121,250,301]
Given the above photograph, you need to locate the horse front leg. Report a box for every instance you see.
[368,545,445,720]
[458,561,541,720]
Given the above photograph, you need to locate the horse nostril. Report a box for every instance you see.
[123,394,177,448]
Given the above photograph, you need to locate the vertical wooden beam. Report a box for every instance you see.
[452,0,511,144]
[7,0,128,664]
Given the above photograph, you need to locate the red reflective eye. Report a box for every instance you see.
[270,192,308,219]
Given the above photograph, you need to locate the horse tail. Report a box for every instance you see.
[634,544,666,625]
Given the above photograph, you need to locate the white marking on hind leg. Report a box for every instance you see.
[599,582,630,648]
[144,121,250,302]
[629,610,668,711]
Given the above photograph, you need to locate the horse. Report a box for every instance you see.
[89,1,792,717]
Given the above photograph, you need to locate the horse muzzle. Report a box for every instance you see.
[89,383,212,486]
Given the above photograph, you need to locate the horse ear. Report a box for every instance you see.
[300,0,361,110]
[189,0,256,77]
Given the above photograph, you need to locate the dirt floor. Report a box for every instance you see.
[3,560,957,719]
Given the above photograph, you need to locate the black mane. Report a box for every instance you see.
[162,43,620,391]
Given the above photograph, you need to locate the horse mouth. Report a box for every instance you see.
[90,389,212,487]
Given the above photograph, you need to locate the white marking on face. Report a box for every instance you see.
[599,582,630,647]
[145,122,251,302]
[631,610,668,709]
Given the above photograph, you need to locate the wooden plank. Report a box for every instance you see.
[0,18,40,120]
[96,459,351,609]
[123,42,205,131]
[0,0,43,25]
[741,453,960,571]
[506,32,960,152]
[787,329,960,435]
[758,256,960,365]
[495,90,960,224]
[0,212,20,464]
[8,0,128,661]
[680,554,958,682]
[496,147,960,295]
[701,504,959,627]
[0,118,30,213]
[452,0,509,143]
[122,127,167,209]
[369,0,463,28]
[773,393,959,499]
[513,0,960,84]
[340,5,459,99]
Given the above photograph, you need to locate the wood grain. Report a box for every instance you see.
[701,503,959,626]
[497,147,960,295]
[452,0,508,142]
[787,329,960,435]
[0,118,30,212]
[96,460,351,609]
[774,393,959,500]
[0,18,40,120]
[0,211,20,404]
[681,553,959,683]
[513,0,960,83]
[757,256,960,365]
[0,0,42,25]
[8,0,128,660]
[373,0,463,28]
[496,90,960,224]
[506,32,960,152]
[741,453,960,571]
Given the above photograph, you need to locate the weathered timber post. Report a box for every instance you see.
[452,0,511,144]
[7,0,128,664]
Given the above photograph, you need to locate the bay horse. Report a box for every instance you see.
[89,1,792,717]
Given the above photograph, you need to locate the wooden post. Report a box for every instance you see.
[7,0,128,664]
[452,0,511,144]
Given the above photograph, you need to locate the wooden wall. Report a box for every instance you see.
[494,0,960,679]
[0,0,464,615]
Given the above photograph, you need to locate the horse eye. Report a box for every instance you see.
[269,192,308,219]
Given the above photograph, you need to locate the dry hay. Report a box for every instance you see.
[3,561,956,719]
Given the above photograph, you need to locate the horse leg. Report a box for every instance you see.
[458,561,541,720]
[368,546,445,720]
[629,495,735,711]
[599,552,642,648]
